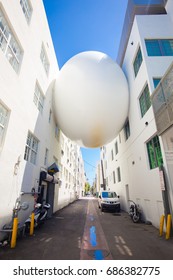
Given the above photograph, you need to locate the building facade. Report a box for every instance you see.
[0,0,85,240]
[99,0,173,229]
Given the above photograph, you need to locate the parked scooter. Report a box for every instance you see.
[25,202,50,232]
[128,200,142,223]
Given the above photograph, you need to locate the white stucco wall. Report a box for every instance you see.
[0,0,60,233]
[103,13,173,228]
[0,0,85,240]
[166,0,173,23]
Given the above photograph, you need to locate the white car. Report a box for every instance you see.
[98,191,120,212]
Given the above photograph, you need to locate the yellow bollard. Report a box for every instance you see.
[166,214,172,240]
[11,217,18,248]
[30,213,35,236]
[159,215,165,236]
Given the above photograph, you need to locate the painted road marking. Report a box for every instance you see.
[45,237,52,243]
[80,200,112,260]
[114,235,133,256]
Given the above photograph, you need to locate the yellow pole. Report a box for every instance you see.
[159,215,165,236]
[11,217,18,248]
[30,213,35,236]
[166,214,172,240]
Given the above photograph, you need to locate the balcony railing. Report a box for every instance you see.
[151,62,173,135]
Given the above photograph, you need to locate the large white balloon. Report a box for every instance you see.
[53,51,129,148]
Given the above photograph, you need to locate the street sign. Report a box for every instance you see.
[159,170,165,191]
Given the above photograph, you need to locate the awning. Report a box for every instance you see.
[47,162,59,175]
[39,171,59,184]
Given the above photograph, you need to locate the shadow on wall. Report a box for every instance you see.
[0,80,61,241]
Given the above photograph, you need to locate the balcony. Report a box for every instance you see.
[151,62,173,135]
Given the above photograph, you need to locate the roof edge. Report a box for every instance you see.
[117,0,167,66]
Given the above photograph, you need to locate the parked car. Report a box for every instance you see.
[98,191,120,212]
[86,192,91,196]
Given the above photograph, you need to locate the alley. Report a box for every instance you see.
[0,197,173,260]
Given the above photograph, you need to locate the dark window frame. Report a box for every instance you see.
[153,77,161,88]
[115,141,118,155]
[146,135,163,170]
[113,171,116,184]
[117,167,121,182]
[145,39,173,56]
[133,46,143,77]
[139,84,151,117]
[111,149,114,161]
[124,119,130,141]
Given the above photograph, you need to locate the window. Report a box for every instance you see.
[111,149,114,161]
[115,141,118,155]
[124,119,130,141]
[147,135,163,170]
[0,9,23,72]
[49,109,52,123]
[102,192,118,198]
[69,173,71,183]
[24,132,39,164]
[145,39,173,56]
[113,171,116,184]
[40,44,50,75]
[33,83,44,113]
[55,125,59,140]
[153,78,161,88]
[0,102,8,147]
[20,0,32,23]
[133,47,143,77]
[117,167,121,182]
[44,148,48,166]
[66,169,68,181]
[139,84,151,117]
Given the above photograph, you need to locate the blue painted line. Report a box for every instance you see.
[94,250,104,260]
[90,226,97,247]
[90,226,104,259]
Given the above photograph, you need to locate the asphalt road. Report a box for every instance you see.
[0,197,173,260]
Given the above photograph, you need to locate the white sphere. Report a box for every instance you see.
[53,51,129,148]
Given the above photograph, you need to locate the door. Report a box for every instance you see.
[46,183,55,218]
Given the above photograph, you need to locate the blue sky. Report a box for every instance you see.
[43,0,128,185]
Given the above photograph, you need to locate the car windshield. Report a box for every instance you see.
[102,192,117,198]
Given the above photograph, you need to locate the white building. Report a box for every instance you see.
[0,0,85,241]
[99,0,173,229]
[57,137,85,210]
